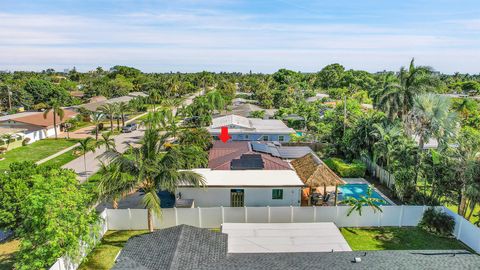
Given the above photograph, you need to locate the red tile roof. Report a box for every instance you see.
[11,109,77,128]
[208,141,291,170]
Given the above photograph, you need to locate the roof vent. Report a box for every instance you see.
[353,257,362,263]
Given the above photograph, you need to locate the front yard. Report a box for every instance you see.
[340,227,471,251]
[0,139,79,171]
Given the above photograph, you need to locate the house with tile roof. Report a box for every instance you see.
[208,115,295,142]
[176,141,304,207]
[0,109,77,143]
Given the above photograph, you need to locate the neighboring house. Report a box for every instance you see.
[79,92,148,112]
[112,224,480,270]
[176,141,303,207]
[0,110,77,143]
[208,115,295,142]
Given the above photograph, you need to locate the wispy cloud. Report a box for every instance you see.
[0,0,479,73]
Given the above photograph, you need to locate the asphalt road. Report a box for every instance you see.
[62,91,202,183]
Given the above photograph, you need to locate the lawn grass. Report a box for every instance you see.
[78,230,148,270]
[340,227,471,251]
[0,138,79,171]
[40,149,79,167]
[0,238,20,270]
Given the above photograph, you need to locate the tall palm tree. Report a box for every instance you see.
[99,103,117,132]
[149,90,162,111]
[75,137,96,177]
[2,134,15,151]
[96,131,116,151]
[407,93,458,150]
[373,59,437,122]
[43,99,65,139]
[98,127,205,232]
[117,102,130,128]
[206,90,225,113]
[90,112,105,140]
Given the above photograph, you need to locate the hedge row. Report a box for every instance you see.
[324,157,366,178]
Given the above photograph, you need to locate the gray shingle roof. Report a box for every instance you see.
[112,225,480,270]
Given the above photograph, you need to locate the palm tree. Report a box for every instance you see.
[373,59,437,122]
[98,127,205,232]
[99,103,117,132]
[149,90,162,111]
[371,123,402,170]
[97,161,132,209]
[96,131,116,151]
[75,137,96,177]
[2,134,15,151]
[117,102,130,128]
[90,112,105,140]
[43,99,65,139]
[341,187,384,216]
[206,90,225,113]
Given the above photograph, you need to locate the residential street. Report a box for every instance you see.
[62,91,202,183]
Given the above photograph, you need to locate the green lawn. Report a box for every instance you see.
[78,230,148,270]
[39,148,80,168]
[0,238,20,270]
[0,139,79,171]
[340,227,471,251]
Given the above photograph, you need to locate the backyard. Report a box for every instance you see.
[340,227,471,251]
[0,139,79,171]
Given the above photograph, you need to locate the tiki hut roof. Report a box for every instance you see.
[291,153,345,187]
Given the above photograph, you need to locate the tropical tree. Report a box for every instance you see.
[371,123,402,169]
[43,99,65,139]
[98,128,205,232]
[373,59,438,122]
[96,131,116,151]
[75,137,96,177]
[117,102,130,128]
[341,187,384,216]
[90,112,105,140]
[99,103,117,132]
[2,133,15,151]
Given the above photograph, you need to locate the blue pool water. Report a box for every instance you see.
[338,184,390,206]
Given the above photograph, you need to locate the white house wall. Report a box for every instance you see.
[177,187,301,207]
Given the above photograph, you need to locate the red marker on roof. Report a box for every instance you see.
[218,126,231,143]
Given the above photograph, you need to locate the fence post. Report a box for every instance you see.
[198,207,202,228]
[128,208,132,230]
[313,205,316,222]
[221,206,225,224]
[378,209,382,227]
[244,207,248,223]
[399,205,404,227]
[457,217,464,240]
[290,206,294,223]
[174,207,178,226]
[267,206,271,223]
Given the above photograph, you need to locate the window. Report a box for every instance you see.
[278,135,285,142]
[245,135,249,139]
[272,189,283,200]
[261,135,269,141]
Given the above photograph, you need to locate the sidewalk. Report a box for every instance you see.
[35,142,80,165]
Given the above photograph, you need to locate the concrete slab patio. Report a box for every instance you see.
[222,223,352,253]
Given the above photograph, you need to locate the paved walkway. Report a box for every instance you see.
[63,91,202,183]
[35,143,80,165]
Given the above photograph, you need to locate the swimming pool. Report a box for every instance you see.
[338,184,391,206]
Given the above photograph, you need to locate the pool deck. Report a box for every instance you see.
[341,178,396,205]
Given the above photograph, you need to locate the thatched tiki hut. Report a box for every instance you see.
[291,153,345,205]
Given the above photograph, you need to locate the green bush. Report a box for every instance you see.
[22,138,31,146]
[324,157,366,178]
[419,207,455,237]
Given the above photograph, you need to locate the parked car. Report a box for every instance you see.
[122,122,137,133]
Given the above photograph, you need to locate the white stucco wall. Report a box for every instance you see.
[176,187,301,207]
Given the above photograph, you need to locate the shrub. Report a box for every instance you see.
[0,146,6,153]
[419,207,455,237]
[324,157,366,177]
[22,138,31,146]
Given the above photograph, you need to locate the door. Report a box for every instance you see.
[230,189,244,207]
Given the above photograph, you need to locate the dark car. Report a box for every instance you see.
[122,122,137,133]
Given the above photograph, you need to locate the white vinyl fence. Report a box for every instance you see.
[362,157,395,189]
[50,205,480,270]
